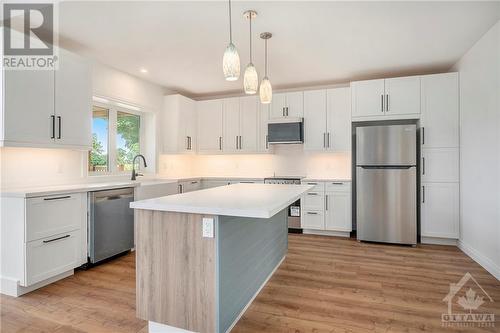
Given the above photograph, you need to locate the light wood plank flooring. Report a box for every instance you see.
[1,235,499,332]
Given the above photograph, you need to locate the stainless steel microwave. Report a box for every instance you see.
[267,118,304,144]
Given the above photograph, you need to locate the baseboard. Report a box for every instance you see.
[458,240,500,281]
[148,321,194,333]
[224,255,286,333]
[421,236,458,246]
[302,229,351,238]
[0,270,74,297]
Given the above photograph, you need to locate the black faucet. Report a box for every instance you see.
[131,154,147,180]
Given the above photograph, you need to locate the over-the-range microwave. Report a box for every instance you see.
[267,117,304,144]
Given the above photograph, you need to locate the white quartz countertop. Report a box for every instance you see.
[130,183,313,219]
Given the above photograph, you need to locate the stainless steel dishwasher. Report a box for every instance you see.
[88,187,134,264]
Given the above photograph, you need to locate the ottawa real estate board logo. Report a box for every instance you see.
[442,272,495,328]
[3,2,58,70]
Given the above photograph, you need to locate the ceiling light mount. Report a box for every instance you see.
[243,10,257,20]
[260,32,272,40]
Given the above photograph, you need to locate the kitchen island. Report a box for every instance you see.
[130,183,312,333]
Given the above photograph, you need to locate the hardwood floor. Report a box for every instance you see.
[1,235,499,332]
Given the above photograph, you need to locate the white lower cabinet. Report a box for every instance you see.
[301,181,352,235]
[26,230,82,286]
[421,183,459,239]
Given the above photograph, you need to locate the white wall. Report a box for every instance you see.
[159,145,351,180]
[452,20,500,279]
[0,61,167,189]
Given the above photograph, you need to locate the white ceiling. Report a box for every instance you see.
[58,1,500,99]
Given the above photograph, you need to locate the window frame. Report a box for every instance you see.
[89,100,144,176]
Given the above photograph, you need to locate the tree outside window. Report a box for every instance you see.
[117,111,140,171]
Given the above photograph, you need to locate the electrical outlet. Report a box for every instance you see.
[202,218,214,238]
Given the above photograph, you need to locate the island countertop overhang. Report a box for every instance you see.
[130,183,313,219]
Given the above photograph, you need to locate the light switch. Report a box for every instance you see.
[202,218,214,238]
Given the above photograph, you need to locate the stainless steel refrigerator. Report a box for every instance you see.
[356,124,417,245]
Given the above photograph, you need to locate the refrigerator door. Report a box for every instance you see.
[356,166,417,244]
[356,124,416,166]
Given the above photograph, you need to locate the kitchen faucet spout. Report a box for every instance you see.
[131,154,147,180]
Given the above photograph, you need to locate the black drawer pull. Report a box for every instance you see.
[331,182,344,185]
[307,182,317,185]
[44,195,71,201]
[307,212,318,215]
[43,234,70,243]
[307,192,318,196]
[191,181,198,184]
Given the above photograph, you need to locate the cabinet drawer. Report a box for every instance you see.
[26,193,85,242]
[301,210,324,230]
[301,181,325,192]
[326,181,351,192]
[25,230,81,286]
[302,192,325,211]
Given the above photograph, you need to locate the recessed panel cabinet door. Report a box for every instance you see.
[286,91,304,118]
[259,104,270,151]
[239,96,258,152]
[55,48,92,148]
[223,98,240,152]
[384,76,420,116]
[325,192,352,232]
[421,148,459,183]
[421,182,459,238]
[304,90,326,150]
[351,79,385,118]
[4,69,55,145]
[421,73,459,148]
[327,87,351,152]
[270,93,287,119]
[197,100,223,153]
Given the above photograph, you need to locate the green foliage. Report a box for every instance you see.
[90,133,107,168]
[117,113,140,170]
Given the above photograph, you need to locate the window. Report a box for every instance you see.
[89,106,109,172]
[89,103,142,174]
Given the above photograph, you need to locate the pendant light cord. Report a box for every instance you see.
[265,39,268,76]
[228,0,232,43]
[249,15,252,63]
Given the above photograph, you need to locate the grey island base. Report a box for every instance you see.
[131,183,312,333]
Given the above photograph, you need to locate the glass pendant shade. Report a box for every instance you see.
[243,63,258,94]
[259,76,272,104]
[223,42,240,81]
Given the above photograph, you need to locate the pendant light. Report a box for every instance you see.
[222,0,240,81]
[259,32,273,104]
[243,10,258,94]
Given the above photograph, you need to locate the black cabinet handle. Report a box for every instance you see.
[57,116,61,139]
[43,234,70,243]
[381,94,384,112]
[325,195,328,210]
[219,136,222,150]
[307,192,318,196]
[50,115,55,139]
[422,127,425,145]
[265,135,269,149]
[386,94,389,112]
[44,195,71,201]
[331,182,344,185]
[422,157,426,175]
[307,182,318,185]
[307,212,318,215]
[422,186,425,203]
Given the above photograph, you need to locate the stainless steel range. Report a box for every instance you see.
[264,177,302,232]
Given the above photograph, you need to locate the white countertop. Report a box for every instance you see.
[302,178,351,182]
[130,183,313,219]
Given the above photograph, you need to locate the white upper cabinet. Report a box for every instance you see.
[270,91,303,119]
[304,88,351,152]
[304,90,327,150]
[160,94,197,153]
[197,99,223,153]
[327,87,351,152]
[384,76,420,116]
[351,76,420,120]
[1,44,91,149]
[259,104,270,152]
[55,48,92,148]
[420,73,459,148]
[239,96,259,152]
[222,98,240,153]
[351,79,385,118]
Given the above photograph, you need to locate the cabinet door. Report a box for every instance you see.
[301,210,324,230]
[3,69,55,145]
[327,87,351,152]
[259,104,270,152]
[351,79,385,118]
[197,100,223,153]
[304,90,327,150]
[270,93,287,119]
[421,182,459,238]
[421,148,459,183]
[384,76,420,116]
[55,48,92,148]
[184,99,197,152]
[325,192,352,232]
[222,97,240,152]
[239,96,258,152]
[421,73,459,148]
[286,91,304,118]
